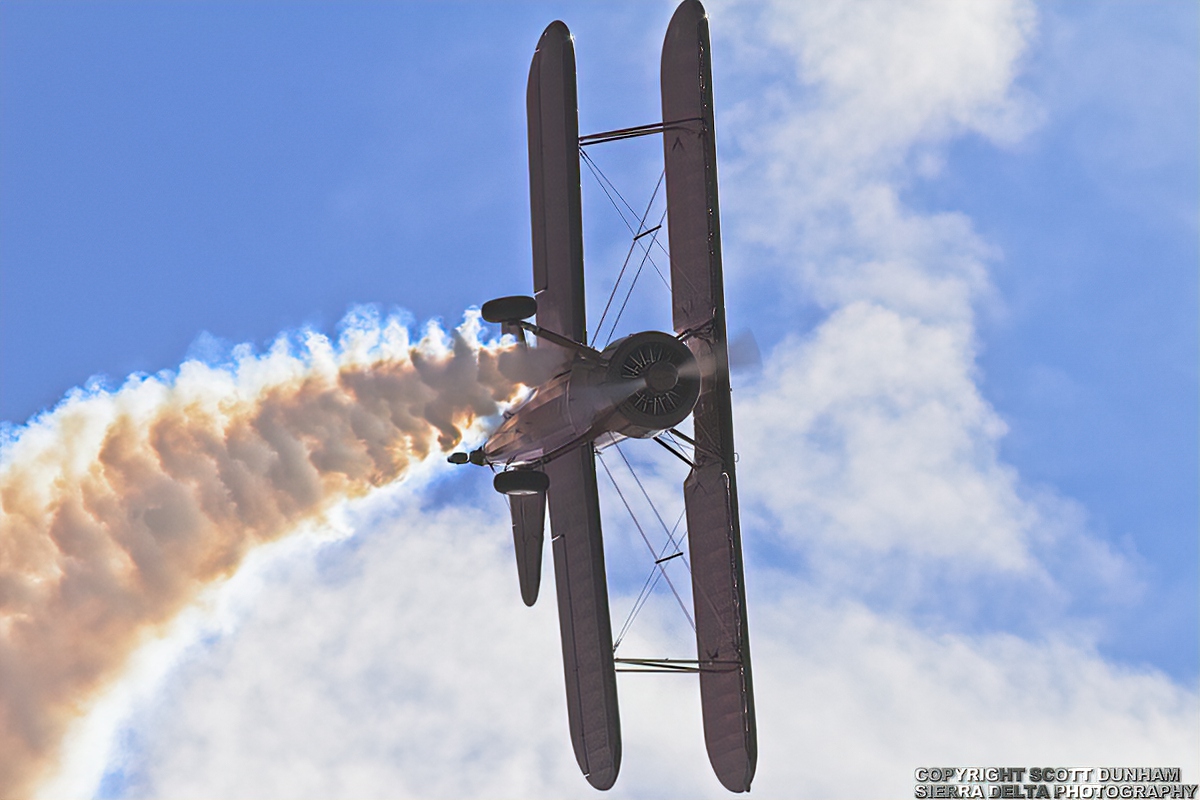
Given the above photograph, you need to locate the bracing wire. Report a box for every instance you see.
[574,147,710,651]
[579,147,643,228]
[596,452,696,641]
[613,442,692,572]
[579,149,672,290]
[591,169,666,347]
[614,557,665,650]
[602,209,668,348]
[612,507,688,650]
[612,441,738,647]
[662,429,696,464]
[593,236,642,348]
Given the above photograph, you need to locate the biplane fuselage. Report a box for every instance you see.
[449,1,756,793]
[482,330,700,466]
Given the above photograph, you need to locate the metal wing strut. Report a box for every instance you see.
[528,21,621,790]
[661,1,757,792]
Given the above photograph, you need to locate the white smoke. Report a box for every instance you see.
[0,310,526,798]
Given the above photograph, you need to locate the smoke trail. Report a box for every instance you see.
[0,310,524,798]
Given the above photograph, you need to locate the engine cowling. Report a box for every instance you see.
[601,331,700,439]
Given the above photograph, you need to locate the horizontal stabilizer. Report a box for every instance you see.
[509,491,546,607]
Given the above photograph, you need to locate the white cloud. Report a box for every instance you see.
[710,0,1199,786]
[715,0,1037,318]
[719,0,1039,184]
[102,488,717,799]
[712,0,1036,602]
[747,589,1199,797]
[122,496,575,799]
[69,492,1196,798]
[737,303,1029,568]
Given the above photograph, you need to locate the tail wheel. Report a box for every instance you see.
[494,469,549,497]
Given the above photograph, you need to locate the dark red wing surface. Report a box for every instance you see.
[546,444,621,790]
[528,21,621,790]
[661,0,757,792]
[528,21,587,351]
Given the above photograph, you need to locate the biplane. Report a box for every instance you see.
[448,1,755,792]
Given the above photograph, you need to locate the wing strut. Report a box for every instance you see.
[662,1,757,793]
[579,117,701,147]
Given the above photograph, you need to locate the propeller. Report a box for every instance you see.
[728,329,764,374]
[676,328,762,381]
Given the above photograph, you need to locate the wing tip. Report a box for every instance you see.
[585,763,620,791]
[716,761,756,793]
[668,0,708,29]
[539,19,572,45]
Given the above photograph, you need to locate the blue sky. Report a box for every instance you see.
[1,1,1197,797]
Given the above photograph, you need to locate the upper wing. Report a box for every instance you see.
[528,21,621,790]
[661,1,757,793]
[527,21,587,351]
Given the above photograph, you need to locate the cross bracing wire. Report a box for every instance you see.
[614,442,738,647]
[596,451,696,648]
[614,554,664,650]
[602,208,669,348]
[591,169,666,347]
[579,149,671,294]
[611,506,687,651]
[613,443,692,571]
[579,147,645,230]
